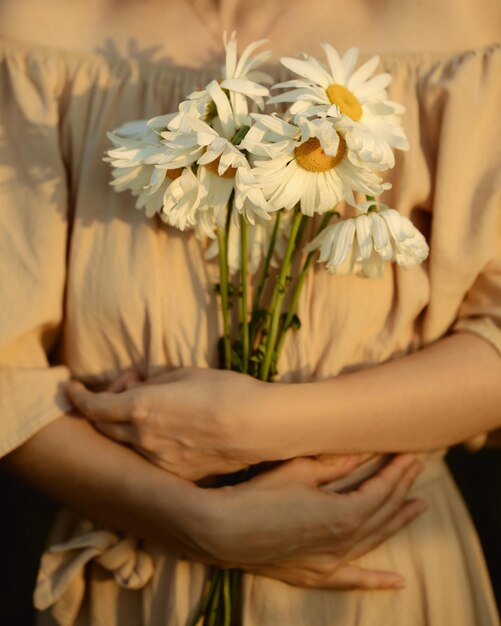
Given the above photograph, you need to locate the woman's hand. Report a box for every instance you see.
[64,370,428,589]
[7,412,426,592]
[194,453,427,590]
[65,367,269,480]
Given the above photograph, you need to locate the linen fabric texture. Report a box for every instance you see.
[0,38,500,625]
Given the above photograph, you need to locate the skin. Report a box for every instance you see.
[0,0,500,65]
[66,333,501,481]
[4,418,426,590]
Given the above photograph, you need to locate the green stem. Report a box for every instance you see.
[239,216,249,373]
[252,211,282,313]
[217,227,232,370]
[259,210,304,381]
[204,570,223,626]
[189,568,219,626]
[366,194,377,212]
[223,570,232,626]
[274,210,337,362]
[231,125,250,146]
[230,570,240,622]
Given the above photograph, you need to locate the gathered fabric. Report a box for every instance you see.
[35,518,154,626]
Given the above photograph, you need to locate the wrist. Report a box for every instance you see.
[169,483,238,564]
[248,380,321,461]
[216,375,278,466]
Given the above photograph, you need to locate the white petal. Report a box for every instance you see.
[320,44,345,83]
[361,251,386,277]
[234,38,271,77]
[355,214,373,259]
[370,213,393,260]
[300,176,318,216]
[379,208,407,242]
[330,219,356,265]
[251,113,299,139]
[355,73,392,100]
[224,31,238,79]
[347,55,380,90]
[341,48,359,80]
[220,78,269,97]
[206,81,236,138]
[280,56,332,88]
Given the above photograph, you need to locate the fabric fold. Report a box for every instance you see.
[34,523,154,626]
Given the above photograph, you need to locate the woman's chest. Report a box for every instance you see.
[63,181,431,385]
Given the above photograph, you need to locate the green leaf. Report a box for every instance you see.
[217,337,226,369]
[290,314,302,331]
[231,125,251,146]
[280,312,301,331]
[231,349,243,372]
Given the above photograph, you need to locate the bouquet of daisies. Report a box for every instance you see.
[105,31,428,626]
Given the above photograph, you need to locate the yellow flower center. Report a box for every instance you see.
[325,84,362,121]
[166,168,184,181]
[294,136,347,172]
[205,157,237,179]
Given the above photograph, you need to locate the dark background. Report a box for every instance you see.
[1,444,500,626]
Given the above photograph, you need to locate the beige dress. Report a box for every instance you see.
[0,37,500,626]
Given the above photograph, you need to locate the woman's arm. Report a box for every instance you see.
[2,415,207,553]
[66,332,501,477]
[1,415,426,589]
[261,332,501,458]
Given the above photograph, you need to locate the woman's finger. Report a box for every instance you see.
[350,498,428,561]
[246,455,365,488]
[247,560,406,590]
[321,564,406,590]
[351,460,424,540]
[93,421,135,444]
[105,371,143,393]
[141,368,192,386]
[340,454,420,519]
[65,381,133,422]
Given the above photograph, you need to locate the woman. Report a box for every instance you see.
[0,0,500,624]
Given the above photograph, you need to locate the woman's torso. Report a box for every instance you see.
[1,4,500,624]
[1,0,501,387]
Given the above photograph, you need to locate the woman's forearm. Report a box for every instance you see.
[258,332,501,458]
[0,413,429,590]
[61,332,501,475]
[1,415,206,550]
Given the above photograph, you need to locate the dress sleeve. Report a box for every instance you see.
[421,45,501,356]
[0,46,73,458]
[450,47,501,355]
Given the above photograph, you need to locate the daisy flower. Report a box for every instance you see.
[269,45,409,169]
[106,33,275,231]
[240,113,391,216]
[160,113,275,230]
[170,32,273,129]
[159,168,206,233]
[306,203,429,277]
[105,118,176,217]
